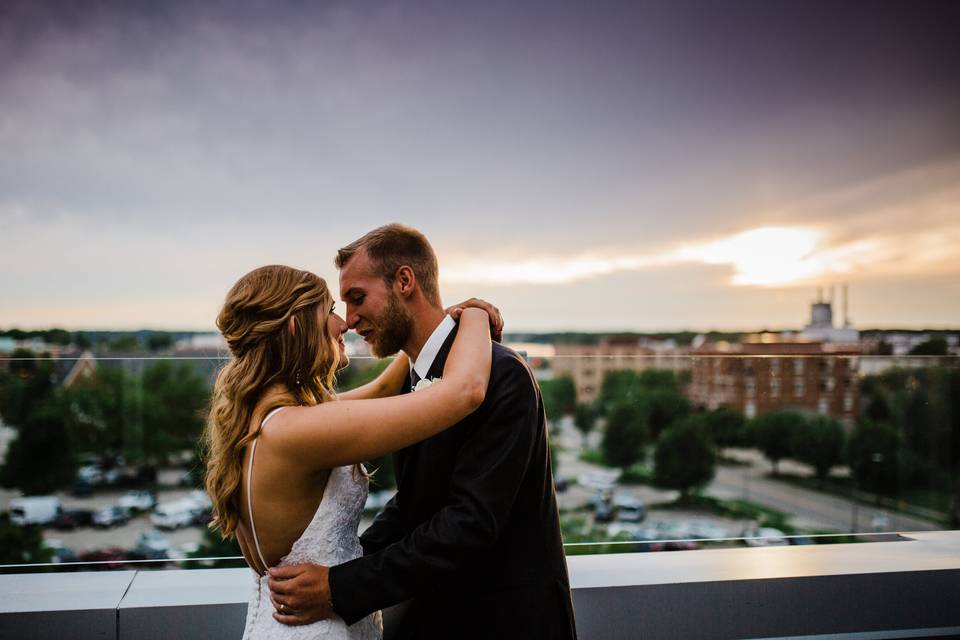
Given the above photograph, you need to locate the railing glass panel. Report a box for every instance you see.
[0,349,956,572]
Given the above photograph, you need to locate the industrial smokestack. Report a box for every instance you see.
[843,283,850,327]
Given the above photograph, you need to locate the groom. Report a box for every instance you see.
[268,224,577,639]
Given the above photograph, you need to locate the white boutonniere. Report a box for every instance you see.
[413,377,440,392]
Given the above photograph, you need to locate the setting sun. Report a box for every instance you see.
[675,227,828,286]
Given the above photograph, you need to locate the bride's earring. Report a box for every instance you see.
[295,369,302,386]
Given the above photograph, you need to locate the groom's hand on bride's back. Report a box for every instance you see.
[268,563,334,625]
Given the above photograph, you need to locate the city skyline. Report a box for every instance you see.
[2,1,959,331]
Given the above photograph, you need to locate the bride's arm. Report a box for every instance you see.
[271,309,492,471]
[338,298,502,402]
[336,354,410,401]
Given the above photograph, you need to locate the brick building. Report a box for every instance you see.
[688,339,861,426]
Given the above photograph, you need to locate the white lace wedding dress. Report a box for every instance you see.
[241,409,383,639]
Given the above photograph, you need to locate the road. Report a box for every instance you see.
[551,417,941,534]
[708,451,940,533]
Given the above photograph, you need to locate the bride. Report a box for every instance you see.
[202,264,493,639]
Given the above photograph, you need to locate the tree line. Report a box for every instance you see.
[540,366,960,525]
[0,350,210,495]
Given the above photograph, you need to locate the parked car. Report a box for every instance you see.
[744,526,789,547]
[607,522,646,540]
[42,539,77,564]
[134,530,172,560]
[187,490,212,510]
[93,506,131,528]
[52,508,95,531]
[578,470,620,491]
[78,547,138,571]
[684,520,729,540]
[119,490,157,512]
[70,479,94,497]
[594,500,615,523]
[151,499,200,530]
[192,506,213,526]
[364,491,392,512]
[9,496,61,526]
[553,475,569,492]
[187,490,213,525]
[612,492,646,523]
[77,465,104,486]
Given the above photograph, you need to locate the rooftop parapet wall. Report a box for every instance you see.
[2,531,959,640]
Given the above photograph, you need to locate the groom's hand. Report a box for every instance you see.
[268,563,334,625]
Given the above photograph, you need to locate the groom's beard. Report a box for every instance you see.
[369,292,413,358]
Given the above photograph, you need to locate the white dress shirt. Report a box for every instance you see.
[410,314,456,381]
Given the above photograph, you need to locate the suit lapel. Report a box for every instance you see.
[426,325,459,382]
[394,325,459,488]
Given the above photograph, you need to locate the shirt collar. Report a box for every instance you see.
[411,314,456,380]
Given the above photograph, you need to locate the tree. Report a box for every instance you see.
[848,421,901,499]
[792,416,845,487]
[44,329,72,346]
[63,366,142,460]
[596,371,643,416]
[108,335,141,351]
[0,513,52,568]
[702,407,747,448]
[944,369,960,528]
[0,350,76,494]
[636,369,679,389]
[863,393,893,423]
[73,332,92,350]
[188,526,243,569]
[368,454,396,491]
[334,357,391,393]
[749,411,806,476]
[653,415,717,500]
[0,400,76,494]
[540,376,577,420]
[601,402,648,470]
[642,388,691,439]
[595,369,682,417]
[908,337,948,356]
[0,350,56,428]
[146,333,174,351]
[573,403,597,446]
[140,361,210,460]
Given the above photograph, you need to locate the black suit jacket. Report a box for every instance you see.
[328,329,577,639]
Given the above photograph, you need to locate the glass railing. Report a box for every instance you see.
[0,348,956,573]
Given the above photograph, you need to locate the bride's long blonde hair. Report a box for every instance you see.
[203,265,340,538]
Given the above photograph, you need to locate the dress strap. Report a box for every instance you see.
[247,407,286,573]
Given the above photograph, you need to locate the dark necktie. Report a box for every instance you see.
[410,369,421,390]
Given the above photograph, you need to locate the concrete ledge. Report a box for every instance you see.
[0,570,135,640]
[117,568,250,640]
[1,531,959,639]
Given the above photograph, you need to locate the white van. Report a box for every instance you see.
[150,499,199,530]
[9,496,62,526]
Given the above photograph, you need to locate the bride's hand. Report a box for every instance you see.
[445,297,503,343]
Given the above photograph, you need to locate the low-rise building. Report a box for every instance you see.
[552,336,689,404]
[688,338,861,425]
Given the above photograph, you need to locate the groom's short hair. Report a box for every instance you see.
[336,224,441,306]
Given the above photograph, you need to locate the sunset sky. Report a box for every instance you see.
[2,0,959,332]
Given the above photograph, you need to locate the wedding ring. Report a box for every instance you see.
[279,602,286,613]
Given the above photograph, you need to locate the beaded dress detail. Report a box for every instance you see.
[241,409,382,640]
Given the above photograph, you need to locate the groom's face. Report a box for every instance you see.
[339,249,413,358]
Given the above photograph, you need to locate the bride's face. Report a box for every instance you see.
[325,307,349,370]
